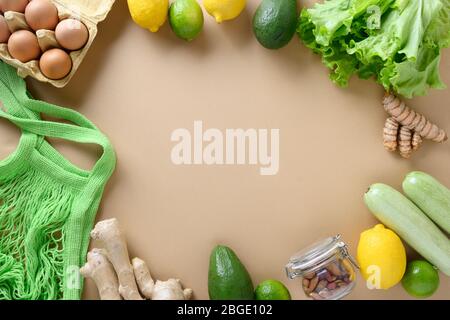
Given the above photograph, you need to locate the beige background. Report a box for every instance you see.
[0,0,449,299]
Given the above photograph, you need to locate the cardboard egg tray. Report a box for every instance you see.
[0,0,116,88]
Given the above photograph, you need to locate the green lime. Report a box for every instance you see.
[255,280,291,300]
[401,260,439,298]
[169,0,204,41]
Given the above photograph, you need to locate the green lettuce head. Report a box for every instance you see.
[298,0,450,98]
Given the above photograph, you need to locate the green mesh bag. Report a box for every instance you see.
[0,63,116,300]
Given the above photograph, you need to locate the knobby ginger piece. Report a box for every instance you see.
[152,279,193,300]
[132,257,193,300]
[80,249,121,300]
[383,93,447,142]
[88,219,194,300]
[90,218,143,300]
[132,257,155,299]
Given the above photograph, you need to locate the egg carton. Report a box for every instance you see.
[0,0,116,88]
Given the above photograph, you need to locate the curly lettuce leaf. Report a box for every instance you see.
[298,0,450,98]
[304,0,394,46]
[385,47,445,97]
[348,0,441,63]
[388,0,449,97]
[298,0,396,87]
[425,0,450,49]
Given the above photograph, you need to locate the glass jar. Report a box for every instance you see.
[285,235,359,300]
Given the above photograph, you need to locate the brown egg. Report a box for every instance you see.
[55,19,89,51]
[0,0,29,13]
[8,30,40,62]
[0,15,10,43]
[25,0,59,31]
[39,48,72,80]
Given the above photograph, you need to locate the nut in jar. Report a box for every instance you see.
[286,235,359,300]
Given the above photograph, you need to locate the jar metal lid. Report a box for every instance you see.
[285,235,348,279]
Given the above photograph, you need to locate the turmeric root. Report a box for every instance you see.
[382,93,446,158]
[90,219,143,300]
[398,126,413,159]
[80,249,121,300]
[412,131,423,151]
[383,93,447,142]
[383,117,399,152]
[383,118,425,158]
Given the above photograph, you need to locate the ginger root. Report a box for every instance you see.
[152,279,193,300]
[90,219,143,300]
[132,258,154,299]
[383,93,447,142]
[80,249,121,300]
[382,94,447,158]
[82,218,193,300]
[131,257,192,300]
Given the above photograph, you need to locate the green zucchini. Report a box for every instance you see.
[364,183,450,276]
[403,171,450,234]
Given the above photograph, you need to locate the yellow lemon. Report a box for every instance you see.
[127,0,169,32]
[357,224,406,289]
[203,0,246,23]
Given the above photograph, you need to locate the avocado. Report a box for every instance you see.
[253,0,298,49]
[208,245,254,300]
